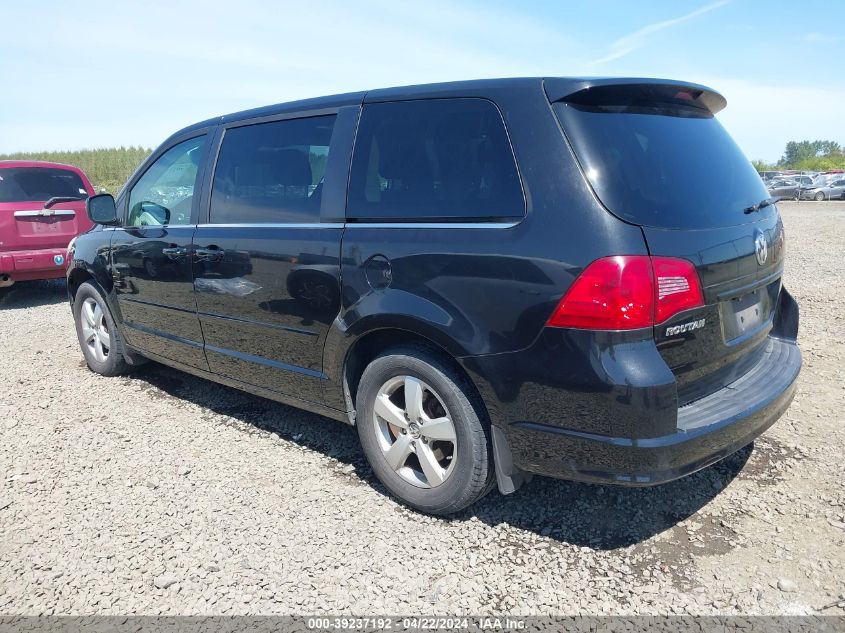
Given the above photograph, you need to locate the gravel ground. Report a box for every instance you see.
[0,201,843,616]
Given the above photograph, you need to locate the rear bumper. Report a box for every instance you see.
[502,336,800,485]
[0,248,68,281]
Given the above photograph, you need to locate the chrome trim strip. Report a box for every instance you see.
[119,296,198,314]
[197,223,344,229]
[13,209,76,218]
[204,344,326,379]
[113,221,520,230]
[346,221,520,229]
[197,310,318,337]
[123,320,204,349]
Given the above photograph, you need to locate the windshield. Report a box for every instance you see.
[554,101,769,229]
[0,167,88,203]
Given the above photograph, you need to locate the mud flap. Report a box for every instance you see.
[772,286,799,342]
[492,425,531,494]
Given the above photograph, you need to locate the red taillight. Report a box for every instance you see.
[651,257,704,323]
[546,256,654,329]
[546,255,703,330]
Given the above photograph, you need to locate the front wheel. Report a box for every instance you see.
[815,191,826,201]
[73,282,128,376]
[356,346,494,515]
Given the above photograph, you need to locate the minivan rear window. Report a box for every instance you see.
[553,93,770,229]
[347,99,524,222]
[0,167,88,203]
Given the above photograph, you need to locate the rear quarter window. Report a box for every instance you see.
[346,98,524,222]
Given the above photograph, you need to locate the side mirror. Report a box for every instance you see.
[86,194,119,225]
[138,201,170,226]
[44,196,83,210]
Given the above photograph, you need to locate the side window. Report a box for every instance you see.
[127,136,206,227]
[209,115,336,224]
[346,98,524,221]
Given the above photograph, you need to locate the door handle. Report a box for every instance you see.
[194,246,225,262]
[161,246,188,259]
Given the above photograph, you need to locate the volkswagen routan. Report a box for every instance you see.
[68,78,801,515]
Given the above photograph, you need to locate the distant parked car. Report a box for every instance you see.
[767,179,800,200]
[0,161,95,288]
[766,180,801,200]
[812,173,840,186]
[799,178,845,201]
[759,171,782,182]
[789,175,816,187]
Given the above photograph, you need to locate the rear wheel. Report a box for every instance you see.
[73,282,128,376]
[815,191,826,201]
[356,346,494,515]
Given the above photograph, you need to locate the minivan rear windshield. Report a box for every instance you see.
[0,167,88,203]
[553,96,770,230]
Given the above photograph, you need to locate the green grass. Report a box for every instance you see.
[0,147,153,195]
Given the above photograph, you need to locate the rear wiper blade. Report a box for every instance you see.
[743,197,778,214]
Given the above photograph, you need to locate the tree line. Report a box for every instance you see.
[0,147,153,194]
[1,146,329,195]
[5,140,842,189]
[753,139,845,172]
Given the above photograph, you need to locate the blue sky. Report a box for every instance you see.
[1,0,843,162]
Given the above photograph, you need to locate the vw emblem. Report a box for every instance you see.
[53,254,65,266]
[754,230,768,266]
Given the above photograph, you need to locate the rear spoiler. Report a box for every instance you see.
[544,78,727,115]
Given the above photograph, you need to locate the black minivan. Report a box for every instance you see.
[68,78,801,515]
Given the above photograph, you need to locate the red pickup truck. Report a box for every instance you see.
[0,161,95,287]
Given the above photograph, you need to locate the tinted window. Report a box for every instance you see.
[128,136,206,227]
[347,99,523,221]
[0,168,88,203]
[553,91,770,229]
[210,115,336,224]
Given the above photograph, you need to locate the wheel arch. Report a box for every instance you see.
[335,324,526,497]
[334,324,488,427]
[67,259,113,301]
[67,262,144,367]
[66,266,95,301]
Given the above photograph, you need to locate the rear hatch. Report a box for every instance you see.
[0,166,91,252]
[550,82,785,404]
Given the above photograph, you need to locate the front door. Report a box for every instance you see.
[192,113,343,403]
[111,134,210,369]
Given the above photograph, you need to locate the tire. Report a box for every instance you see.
[356,346,494,515]
[73,281,128,376]
[815,191,825,201]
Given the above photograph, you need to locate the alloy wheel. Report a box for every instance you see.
[372,375,457,488]
[80,297,111,363]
